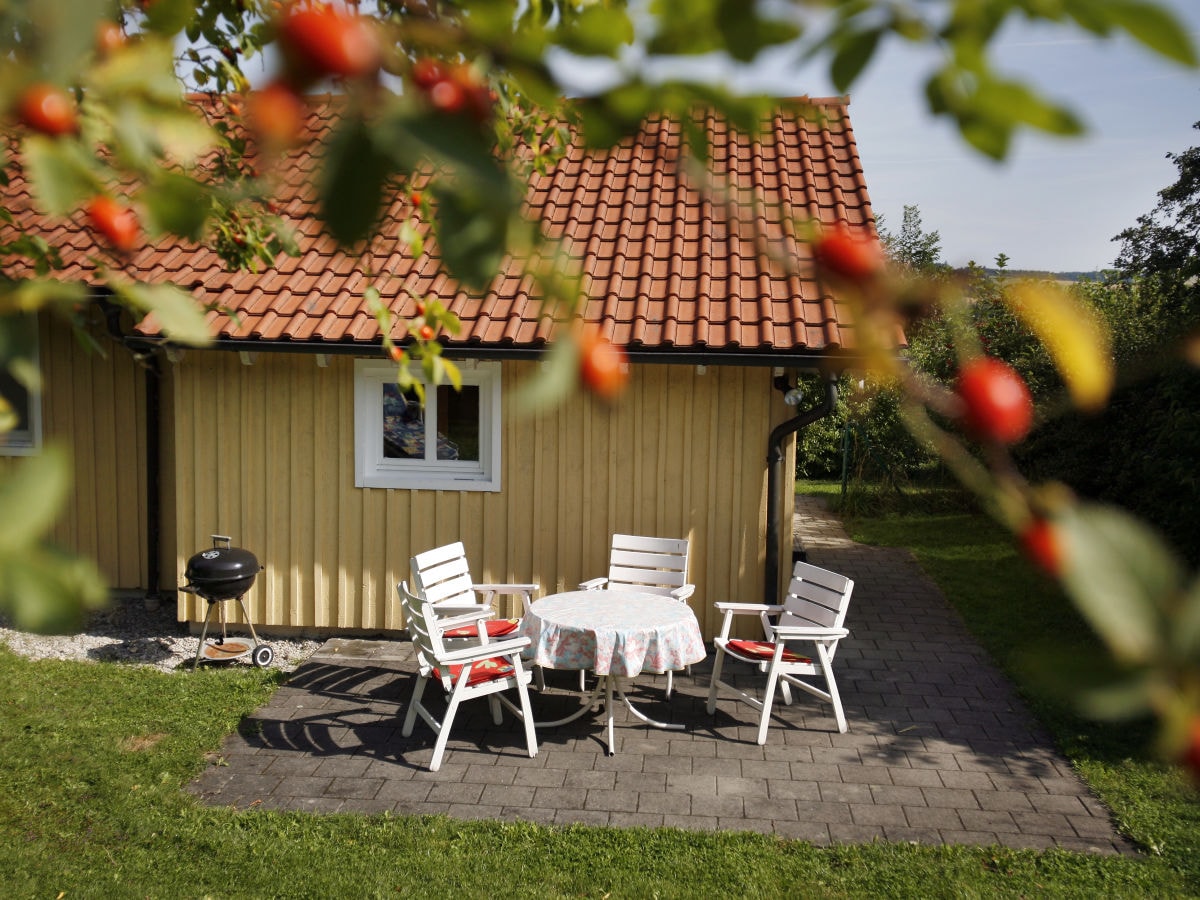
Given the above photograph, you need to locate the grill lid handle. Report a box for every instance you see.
[211,534,232,549]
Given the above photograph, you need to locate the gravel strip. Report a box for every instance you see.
[0,592,321,673]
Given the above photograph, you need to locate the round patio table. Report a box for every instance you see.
[518,590,706,755]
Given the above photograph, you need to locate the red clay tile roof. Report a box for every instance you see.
[2,95,879,363]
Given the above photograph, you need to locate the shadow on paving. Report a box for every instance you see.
[187,497,1134,854]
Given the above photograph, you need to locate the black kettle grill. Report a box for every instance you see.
[181,534,273,667]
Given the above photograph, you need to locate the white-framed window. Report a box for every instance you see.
[0,315,42,456]
[354,358,502,491]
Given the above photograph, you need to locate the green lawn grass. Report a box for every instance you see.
[1,489,1199,897]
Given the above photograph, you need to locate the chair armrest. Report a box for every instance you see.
[579,577,607,590]
[439,635,531,664]
[713,603,784,641]
[771,625,849,641]
[473,583,538,595]
[435,609,497,631]
[432,601,494,616]
[671,584,696,602]
[713,602,783,614]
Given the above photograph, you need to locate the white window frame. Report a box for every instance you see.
[0,315,42,457]
[354,358,502,492]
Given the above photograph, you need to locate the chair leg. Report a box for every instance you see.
[664,669,673,699]
[817,644,848,733]
[780,679,794,706]
[515,681,539,759]
[401,675,428,737]
[429,688,466,772]
[488,694,502,725]
[756,666,782,746]
[705,647,726,714]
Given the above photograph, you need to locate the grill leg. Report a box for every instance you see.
[194,600,220,668]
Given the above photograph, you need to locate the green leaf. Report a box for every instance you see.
[88,38,185,107]
[432,185,509,291]
[319,118,393,248]
[1174,574,1200,659]
[143,0,197,37]
[0,280,86,316]
[28,0,106,84]
[1,544,109,635]
[557,4,636,57]
[0,446,71,549]
[1017,641,1153,720]
[1101,0,1198,66]
[140,172,210,240]
[20,136,97,217]
[830,27,882,93]
[513,334,579,414]
[1058,502,1185,664]
[441,358,463,392]
[717,0,801,63]
[378,111,509,195]
[110,281,212,347]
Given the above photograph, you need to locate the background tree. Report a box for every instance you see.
[1019,126,1200,564]
[878,204,947,276]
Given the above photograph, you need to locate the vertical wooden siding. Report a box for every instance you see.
[0,315,149,589]
[172,352,791,639]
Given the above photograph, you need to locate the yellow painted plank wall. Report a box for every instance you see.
[0,315,148,589]
[171,352,794,639]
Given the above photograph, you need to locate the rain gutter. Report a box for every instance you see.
[764,372,838,605]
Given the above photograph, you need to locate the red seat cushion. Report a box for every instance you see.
[726,639,811,664]
[442,618,520,639]
[435,656,517,686]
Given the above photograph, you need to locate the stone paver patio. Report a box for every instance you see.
[187,496,1131,854]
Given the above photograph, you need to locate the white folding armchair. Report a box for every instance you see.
[706,560,854,744]
[396,582,538,772]
[580,533,695,696]
[410,541,537,642]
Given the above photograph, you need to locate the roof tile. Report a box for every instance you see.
[3,95,879,359]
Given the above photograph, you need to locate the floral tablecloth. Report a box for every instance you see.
[518,591,706,677]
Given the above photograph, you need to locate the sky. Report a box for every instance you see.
[742,2,1200,273]
[552,1,1200,273]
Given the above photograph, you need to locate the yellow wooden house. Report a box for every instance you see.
[2,97,879,640]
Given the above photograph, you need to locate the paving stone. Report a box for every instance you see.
[182,495,1128,856]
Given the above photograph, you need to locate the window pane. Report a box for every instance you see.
[382,383,424,459]
[437,384,480,462]
[0,371,30,433]
[0,369,33,451]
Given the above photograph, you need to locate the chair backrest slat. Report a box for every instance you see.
[779,561,854,632]
[410,542,476,607]
[397,581,448,680]
[606,534,690,594]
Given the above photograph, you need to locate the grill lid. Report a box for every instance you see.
[185,535,260,585]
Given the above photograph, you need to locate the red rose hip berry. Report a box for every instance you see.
[86,196,140,252]
[955,356,1034,445]
[813,225,885,283]
[1020,518,1063,577]
[579,331,629,400]
[279,2,380,82]
[1182,716,1200,782]
[17,83,78,136]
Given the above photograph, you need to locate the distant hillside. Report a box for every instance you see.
[954,268,1109,282]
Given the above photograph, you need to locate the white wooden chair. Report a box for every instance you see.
[705,560,854,744]
[580,533,695,696]
[410,541,537,642]
[397,582,538,772]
